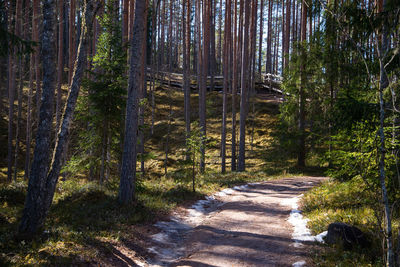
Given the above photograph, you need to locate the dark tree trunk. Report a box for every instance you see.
[18,0,97,238]
[56,0,65,135]
[18,0,58,236]
[7,0,17,182]
[119,0,147,205]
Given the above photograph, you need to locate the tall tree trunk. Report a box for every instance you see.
[221,0,231,173]
[377,1,393,265]
[68,0,75,85]
[119,0,147,205]
[7,0,20,182]
[231,0,238,171]
[210,0,216,91]
[19,0,97,237]
[26,0,36,180]
[266,0,272,73]
[217,0,222,74]
[200,0,210,173]
[34,0,41,124]
[183,0,191,159]
[237,0,250,172]
[13,57,23,182]
[258,0,264,73]
[18,0,58,236]
[56,0,65,136]
[123,0,129,45]
[139,0,149,176]
[298,0,307,167]
[283,0,291,69]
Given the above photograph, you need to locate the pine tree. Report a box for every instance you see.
[67,0,127,183]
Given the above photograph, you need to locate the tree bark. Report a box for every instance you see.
[377,1,393,265]
[231,0,238,171]
[237,0,250,172]
[56,0,64,136]
[119,0,147,205]
[258,0,264,73]
[19,0,97,237]
[283,0,291,69]
[266,0,272,73]
[183,0,191,159]
[7,0,17,182]
[68,0,75,85]
[222,0,231,173]
[298,0,307,167]
[33,0,41,124]
[18,0,58,236]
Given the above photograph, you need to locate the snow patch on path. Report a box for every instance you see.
[292,260,306,267]
[283,194,327,247]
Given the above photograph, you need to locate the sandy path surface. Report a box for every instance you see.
[146,176,326,267]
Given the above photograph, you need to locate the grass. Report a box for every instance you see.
[302,176,399,266]
[0,85,327,265]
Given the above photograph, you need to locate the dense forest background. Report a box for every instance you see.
[0,0,399,266]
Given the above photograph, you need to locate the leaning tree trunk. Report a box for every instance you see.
[118,0,147,205]
[19,0,97,238]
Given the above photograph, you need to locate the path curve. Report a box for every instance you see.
[148,176,326,267]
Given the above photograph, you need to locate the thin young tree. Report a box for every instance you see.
[237,0,251,172]
[68,0,75,85]
[266,0,272,74]
[221,0,231,173]
[13,0,24,182]
[231,0,239,171]
[183,0,191,159]
[56,0,65,135]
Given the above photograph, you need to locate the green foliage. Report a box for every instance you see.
[66,0,127,181]
[279,40,326,156]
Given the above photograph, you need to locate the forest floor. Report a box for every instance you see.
[0,88,330,266]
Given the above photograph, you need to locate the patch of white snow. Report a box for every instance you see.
[292,260,306,267]
[283,194,326,245]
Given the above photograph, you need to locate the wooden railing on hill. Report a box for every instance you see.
[147,70,283,94]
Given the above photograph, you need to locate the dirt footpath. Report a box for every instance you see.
[157,176,326,267]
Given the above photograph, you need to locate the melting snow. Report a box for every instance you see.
[292,260,306,267]
[283,194,327,247]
